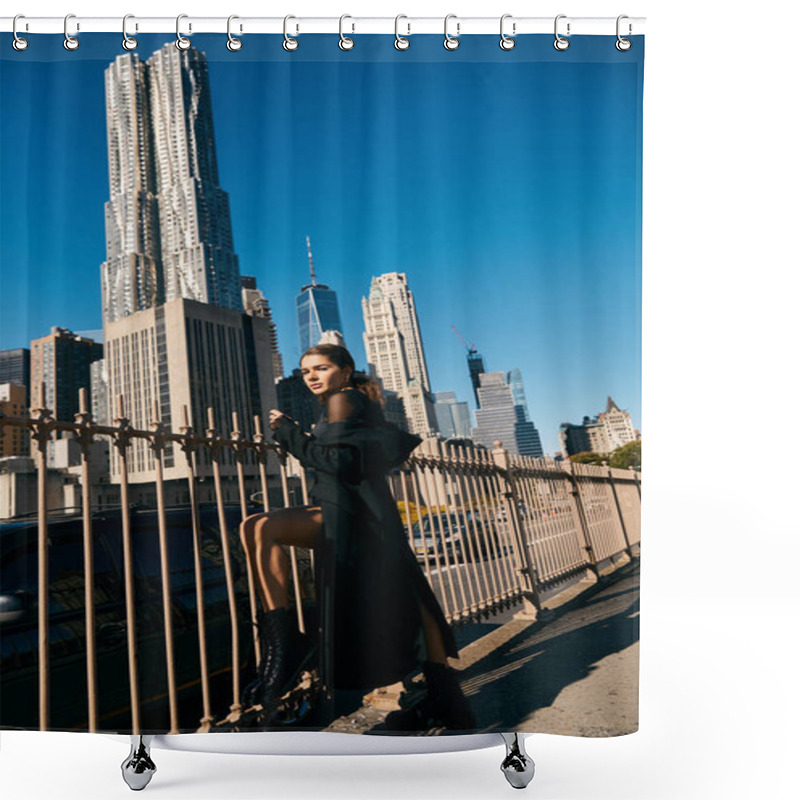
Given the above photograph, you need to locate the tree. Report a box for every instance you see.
[609,440,641,470]
[569,451,606,465]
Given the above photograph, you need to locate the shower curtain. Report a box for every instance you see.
[0,28,643,738]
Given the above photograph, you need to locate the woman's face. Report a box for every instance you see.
[300,354,352,399]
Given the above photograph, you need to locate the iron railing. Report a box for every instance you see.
[0,388,640,733]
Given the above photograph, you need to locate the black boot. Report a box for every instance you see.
[243,609,270,708]
[421,660,477,731]
[242,607,291,720]
[382,703,428,732]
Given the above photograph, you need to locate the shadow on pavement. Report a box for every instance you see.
[462,562,640,731]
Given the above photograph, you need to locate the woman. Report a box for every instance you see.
[238,343,476,731]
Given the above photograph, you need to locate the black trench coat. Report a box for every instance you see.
[272,389,459,692]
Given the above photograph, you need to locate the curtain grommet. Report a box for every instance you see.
[227,15,242,51]
[122,14,138,51]
[175,14,191,51]
[339,15,354,51]
[444,14,460,51]
[499,14,516,51]
[394,15,410,50]
[554,15,570,51]
[615,15,632,51]
[12,15,29,51]
[63,13,79,51]
[283,15,299,51]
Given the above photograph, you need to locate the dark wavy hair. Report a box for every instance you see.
[301,343,385,405]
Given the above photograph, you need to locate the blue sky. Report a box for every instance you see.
[0,34,643,454]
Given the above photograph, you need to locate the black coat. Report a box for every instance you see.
[272,389,459,692]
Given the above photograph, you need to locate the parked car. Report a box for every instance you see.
[411,510,513,563]
[410,512,475,563]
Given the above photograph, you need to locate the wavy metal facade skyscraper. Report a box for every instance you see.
[102,45,241,322]
[101,52,162,322]
[100,46,277,485]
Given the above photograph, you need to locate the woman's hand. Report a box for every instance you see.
[269,409,289,430]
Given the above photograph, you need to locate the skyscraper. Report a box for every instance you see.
[102,45,242,322]
[362,272,437,437]
[506,368,544,458]
[29,327,103,421]
[296,236,343,354]
[101,52,162,323]
[434,391,472,439]
[0,383,28,457]
[472,372,520,453]
[276,369,318,433]
[29,328,104,466]
[433,392,457,438]
[467,350,486,408]
[0,348,31,397]
[90,360,109,426]
[242,275,284,381]
[451,328,484,409]
[101,45,278,482]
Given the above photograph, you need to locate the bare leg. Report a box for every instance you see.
[239,507,323,611]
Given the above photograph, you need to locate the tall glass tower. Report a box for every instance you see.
[296,237,343,353]
[506,367,544,458]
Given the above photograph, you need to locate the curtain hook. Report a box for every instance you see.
[175,14,191,50]
[499,14,516,51]
[227,15,242,51]
[339,14,355,51]
[64,13,79,51]
[394,14,410,51]
[443,14,460,51]
[283,15,299,51]
[122,14,138,51]
[12,14,29,51]
[616,15,632,51]
[554,14,570,51]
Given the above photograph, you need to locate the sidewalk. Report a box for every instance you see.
[325,558,640,735]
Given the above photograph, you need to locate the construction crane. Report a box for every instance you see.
[451,325,477,355]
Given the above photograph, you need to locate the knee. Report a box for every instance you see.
[240,512,274,549]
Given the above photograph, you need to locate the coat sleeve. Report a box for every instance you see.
[272,419,362,482]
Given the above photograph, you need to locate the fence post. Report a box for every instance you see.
[75,388,99,732]
[112,394,142,734]
[630,464,641,499]
[179,405,214,732]
[490,442,542,619]
[607,465,634,558]
[29,382,54,731]
[149,400,179,733]
[562,460,599,578]
[231,411,261,668]
[207,407,243,722]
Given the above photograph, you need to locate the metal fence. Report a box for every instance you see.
[0,390,640,734]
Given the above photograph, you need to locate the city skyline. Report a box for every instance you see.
[0,34,642,454]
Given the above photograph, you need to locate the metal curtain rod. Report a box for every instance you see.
[0,16,645,36]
